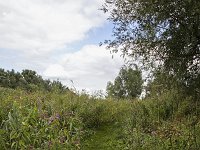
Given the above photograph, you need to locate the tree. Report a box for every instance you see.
[0,68,69,93]
[145,69,187,98]
[103,0,200,95]
[21,70,40,84]
[106,66,143,99]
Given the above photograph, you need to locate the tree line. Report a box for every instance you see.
[0,68,68,92]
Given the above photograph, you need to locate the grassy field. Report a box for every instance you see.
[0,87,200,149]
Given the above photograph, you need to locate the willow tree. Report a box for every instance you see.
[103,0,200,96]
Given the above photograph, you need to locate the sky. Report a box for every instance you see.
[0,0,125,92]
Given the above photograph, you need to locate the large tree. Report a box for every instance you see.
[106,66,143,99]
[103,0,200,95]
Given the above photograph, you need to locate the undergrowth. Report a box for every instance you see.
[0,87,199,149]
[123,89,200,150]
[0,88,130,149]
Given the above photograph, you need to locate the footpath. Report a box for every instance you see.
[82,123,125,150]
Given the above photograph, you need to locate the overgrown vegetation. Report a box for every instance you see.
[0,0,200,149]
[0,70,200,149]
[0,87,130,149]
[100,1,200,148]
[123,89,200,150]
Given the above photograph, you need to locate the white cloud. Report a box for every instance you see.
[0,0,125,92]
[43,64,68,78]
[0,0,106,55]
[44,45,124,91]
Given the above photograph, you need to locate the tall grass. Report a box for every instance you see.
[0,87,199,149]
[122,89,200,150]
[0,88,130,149]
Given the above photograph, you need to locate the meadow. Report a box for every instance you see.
[1,0,200,149]
[0,87,199,149]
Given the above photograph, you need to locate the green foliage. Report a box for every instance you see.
[0,68,68,93]
[0,88,130,149]
[145,69,186,98]
[122,89,200,150]
[0,87,200,149]
[0,91,84,149]
[0,68,199,149]
[106,65,143,99]
[82,124,125,150]
[103,0,200,96]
